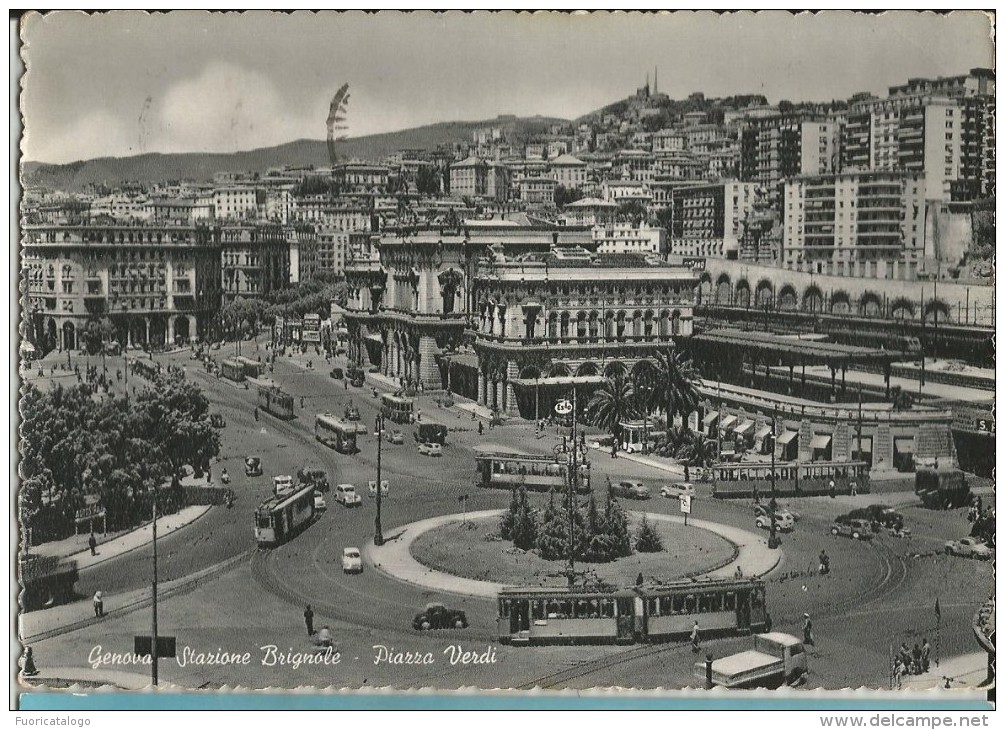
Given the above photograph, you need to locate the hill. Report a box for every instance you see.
[21,115,567,192]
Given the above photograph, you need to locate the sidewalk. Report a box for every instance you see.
[900,653,991,690]
[28,505,211,571]
[20,667,157,690]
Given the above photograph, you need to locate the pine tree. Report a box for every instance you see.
[499,488,519,540]
[511,486,538,550]
[604,490,633,558]
[635,513,664,553]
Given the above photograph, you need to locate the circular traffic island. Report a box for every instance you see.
[410,513,736,588]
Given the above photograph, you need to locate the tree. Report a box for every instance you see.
[603,490,632,559]
[81,317,117,355]
[416,165,441,196]
[649,347,700,425]
[586,373,638,443]
[635,514,664,553]
[679,432,718,468]
[617,198,647,224]
[890,386,914,412]
[510,486,538,550]
[554,185,584,209]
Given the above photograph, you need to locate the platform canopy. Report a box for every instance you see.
[694,328,905,367]
[510,375,607,387]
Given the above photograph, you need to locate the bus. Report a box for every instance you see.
[234,355,264,379]
[221,358,245,382]
[710,461,870,499]
[255,483,316,547]
[498,578,769,645]
[475,450,591,494]
[915,467,971,509]
[315,414,358,454]
[381,393,415,424]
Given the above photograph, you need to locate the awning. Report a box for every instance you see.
[777,430,798,445]
[894,438,915,453]
[720,415,738,430]
[810,434,832,450]
[734,420,755,435]
[754,425,772,440]
[365,333,383,343]
[702,412,720,426]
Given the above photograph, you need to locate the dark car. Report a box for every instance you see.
[610,480,651,500]
[244,456,263,477]
[838,504,902,532]
[413,603,469,631]
[329,367,344,380]
[345,406,361,421]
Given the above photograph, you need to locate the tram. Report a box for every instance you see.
[380,393,415,424]
[234,355,264,378]
[221,358,245,382]
[254,483,316,547]
[315,413,358,454]
[257,385,295,420]
[475,450,591,494]
[710,461,870,499]
[497,578,770,645]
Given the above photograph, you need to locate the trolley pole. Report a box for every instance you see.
[374,415,384,546]
[768,415,777,549]
[568,386,577,589]
[151,489,159,686]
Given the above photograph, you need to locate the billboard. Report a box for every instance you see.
[302,313,322,343]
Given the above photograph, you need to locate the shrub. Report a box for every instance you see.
[635,514,664,553]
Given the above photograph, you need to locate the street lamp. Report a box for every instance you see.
[767,415,778,550]
[374,415,385,546]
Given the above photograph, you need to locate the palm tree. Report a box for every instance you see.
[651,346,701,425]
[679,432,717,468]
[586,374,639,444]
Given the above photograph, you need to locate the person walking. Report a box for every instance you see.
[921,638,931,673]
[912,643,923,675]
[828,479,836,499]
[684,464,690,482]
[802,613,814,646]
[478,421,484,436]
[304,605,315,637]
[93,590,104,618]
[636,572,644,587]
[893,657,905,689]
[690,621,701,653]
[818,550,830,575]
[88,533,97,556]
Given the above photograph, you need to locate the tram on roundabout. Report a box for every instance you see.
[497,578,770,645]
[474,449,591,494]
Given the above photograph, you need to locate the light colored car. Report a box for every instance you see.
[334,484,362,507]
[945,537,993,559]
[830,519,873,540]
[755,505,799,523]
[368,480,390,498]
[355,422,369,435]
[342,547,363,574]
[273,475,295,497]
[418,442,443,457]
[313,491,328,511]
[612,480,651,500]
[661,482,696,499]
[756,512,795,533]
[385,430,405,445]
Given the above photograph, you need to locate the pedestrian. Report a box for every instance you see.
[684,464,690,482]
[894,658,905,689]
[22,646,38,677]
[690,621,701,653]
[304,605,315,636]
[802,613,814,646]
[921,638,931,673]
[849,479,858,497]
[93,590,104,618]
[88,532,97,556]
[735,565,743,579]
[416,410,422,423]
[899,643,911,669]
[818,549,830,575]
[912,643,922,675]
[828,479,836,499]
[636,572,644,587]
[254,407,260,421]
[752,485,760,505]
[478,421,484,436]
[611,443,617,459]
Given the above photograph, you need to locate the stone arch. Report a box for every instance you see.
[45,318,57,349]
[734,279,750,308]
[631,310,643,337]
[643,309,655,338]
[130,318,148,347]
[520,365,542,380]
[604,310,615,339]
[777,284,798,311]
[658,310,670,338]
[61,321,76,351]
[830,289,851,315]
[615,310,627,340]
[559,311,570,339]
[588,310,600,341]
[547,312,559,340]
[548,361,572,378]
[671,309,682,336]
[889,297,915,320]
[755,279,773,308]
[174,316,190,344]
[923,298,951,324]
[576,361,599,377]
[860,291,882,318]
[803,284,823,313]
[604,360,628,379]
[576,310,588,340]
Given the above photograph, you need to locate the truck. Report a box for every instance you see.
[915,467,971,510]
[693,632,807,689]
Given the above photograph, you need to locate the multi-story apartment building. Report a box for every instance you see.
[22,223,222,350]
[652,130,686,154]
[213,186,263,220]
[615,149,656,182]
[311,226,369,279]
[740,115,839,204]
[558,197,618,226]
[548,153,588,189]
[518,177,557,207]
[293,197,372,230]
[887,67,995,99]
[601,179,652,206]
[90,195,152,222]
[591,223,665,256]
[669,181,759,259]
[782,171,926,280]
[333,161,390,191]
[220,223,288,302]
[449,157,509,200]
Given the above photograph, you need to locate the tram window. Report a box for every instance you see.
[256,514,270,529]
[600,599,615,618]
[673,594,686,613]
[647,597,658,616]
[709,593,724,612]
[532,601,545,620]
[790,644,804,656]
[659,596,673,615]
[752,590,763,608]
[574,600,589,619]
[588,599,601,618]
[685,594,696,613]
[698,594,708,613]
[724,592,736,611]
[519,465,527,475]
[500,600,510,617]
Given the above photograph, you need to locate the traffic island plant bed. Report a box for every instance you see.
[410,514,736,587]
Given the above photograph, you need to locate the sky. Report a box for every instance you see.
[19,10,994,165]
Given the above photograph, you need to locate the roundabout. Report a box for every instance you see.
[366,509,782,598]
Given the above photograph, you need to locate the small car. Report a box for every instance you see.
[355,422,369,435]
[945,537,993,560]
[273,475,295,497]
[845,504,902,530]
[345,407,361,421]
[755,511,794,532]
[660,482,696,499]
[418,442,443,457]
[313,491,328,511]
[755,504,800,523]
[342,547,363,574]
[210,413,226,429]
[244,456,263,477]
[830,519,874,540]
[413,602,468,631]
[334,484,362,507]
[385,430,405,445]
[368,480,390,498]
[611,480,651,500]
[329,367,344,380]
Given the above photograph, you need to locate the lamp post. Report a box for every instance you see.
[151,484,160,686]
[768,415,778,549]
[374,415,385,546]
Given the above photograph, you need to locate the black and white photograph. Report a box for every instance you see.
[13,10,996,703]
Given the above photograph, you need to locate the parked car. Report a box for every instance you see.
[830,519,874,540]
[210,413,226,429]
[342,547,363,574]
[273,475,295,497]
[345,406,361,421]
[329,367,344,380]
[611,480,651,500]
[755,505,800,523]
[418,442,443,457]
[756,511,794,532]
[313,491,328,511]
[944,537,993,560]
[694,633,807,689]
[369,480,390,498]
[842,504,903,530]
[334,484,362,507]
[244,456,263,477]
[660,482,696,499]
[413,602,468,631]
[385,430,405,445]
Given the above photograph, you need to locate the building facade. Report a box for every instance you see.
[669,181,759,259]
[220,224,289,302]
[591,223,666,255]
[740,115,839,203]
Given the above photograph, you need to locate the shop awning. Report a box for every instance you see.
[720,415,738,430]
[777,430,798,445]
[754,425,772,440]
[703,412,720,426]
[734,420,755,435]
[810,434,832,450]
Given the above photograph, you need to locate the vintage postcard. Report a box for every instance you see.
[15,9,995,708]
